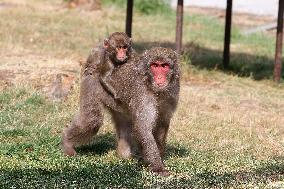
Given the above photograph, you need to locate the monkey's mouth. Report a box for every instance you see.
[156,82,168,88]
[153,75,169,89]
[156,75,166,84]
[116,56,127,63]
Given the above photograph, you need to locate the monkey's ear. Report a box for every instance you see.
[103,39,109,49]
[129,38,132,45]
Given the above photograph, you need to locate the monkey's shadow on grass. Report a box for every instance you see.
[76,132,116,155]
[76,132,190,159]
[134,41,284,80]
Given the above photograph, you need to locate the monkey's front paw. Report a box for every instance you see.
[113,94,120,100]
[64,148,76,156]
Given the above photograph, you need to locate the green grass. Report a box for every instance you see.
[0,0,284,188]
[0,87,283,188]
[0,88,283,188]
[102,0,173,15]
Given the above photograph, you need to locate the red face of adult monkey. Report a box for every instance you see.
[142,47,180,94]
[150,60,171,87]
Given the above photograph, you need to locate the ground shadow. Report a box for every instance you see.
[231,156,284,184]
[191,156,284,187]
[134,41,284,80]
[76,132,116,155]
[0,163,144,188]
[1,156,283,188]
[76,132,190,159]
[165,142,191,159]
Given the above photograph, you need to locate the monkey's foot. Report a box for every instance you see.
[62,140,77,156]
[150,167,170,177]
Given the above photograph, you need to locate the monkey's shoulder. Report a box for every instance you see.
[86,47,108,66]
[86,47,105,63]
[80,47,106,76]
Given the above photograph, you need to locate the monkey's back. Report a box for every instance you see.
[110,54,147,104]
[83,47,107,75]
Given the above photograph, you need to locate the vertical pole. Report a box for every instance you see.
[176,0,183,54]
[223,0,233,69]
[125,0,133,37]
[274,0,284,82]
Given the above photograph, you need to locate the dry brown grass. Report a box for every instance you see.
[173,75,284,159]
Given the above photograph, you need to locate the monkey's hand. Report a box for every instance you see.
[113,93,119,100]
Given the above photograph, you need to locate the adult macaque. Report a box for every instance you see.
[62,47,180,176]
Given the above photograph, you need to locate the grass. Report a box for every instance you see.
[0,0,284,188]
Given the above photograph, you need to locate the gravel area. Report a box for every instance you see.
[171,0,278,17]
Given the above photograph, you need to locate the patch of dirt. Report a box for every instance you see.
[0,2,18,9]
[0,69,15,80]
[0,53,81,99]
[43,73,77,101]
[0,70,15,90]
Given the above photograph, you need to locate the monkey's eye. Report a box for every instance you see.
[122,45,128,49]
[161,64,169,68]
[151,63,159,68]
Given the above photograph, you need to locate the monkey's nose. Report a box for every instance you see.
[155,75,166,86]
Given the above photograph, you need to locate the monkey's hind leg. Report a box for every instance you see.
[62,75,104,156]
[111,111,133,159]
[62,114,82,156]
[62,111,103,156]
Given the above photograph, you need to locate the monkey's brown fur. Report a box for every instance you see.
[62,47,180,176]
